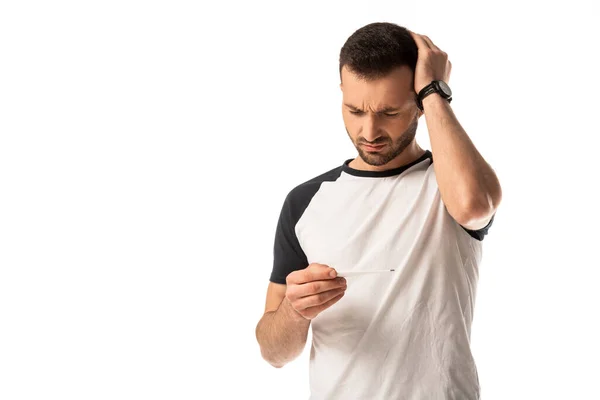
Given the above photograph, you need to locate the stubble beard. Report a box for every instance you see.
[348,117,419,167]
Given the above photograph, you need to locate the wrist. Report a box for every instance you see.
[282,296,310,323]
[421,92,447,109]
[417,80,452,111]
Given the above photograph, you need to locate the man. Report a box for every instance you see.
[255,22,502,400]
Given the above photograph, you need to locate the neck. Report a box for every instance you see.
[349,142,425,172]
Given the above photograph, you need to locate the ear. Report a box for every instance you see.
[414,97,423,118]
[339,83,343,92]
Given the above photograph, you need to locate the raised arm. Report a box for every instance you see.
[410,31,502,230]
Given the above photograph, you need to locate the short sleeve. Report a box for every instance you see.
[269,191,310,284]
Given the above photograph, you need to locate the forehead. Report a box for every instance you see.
[341,65,415,108]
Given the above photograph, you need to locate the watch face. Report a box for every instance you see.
[438,81,452,97]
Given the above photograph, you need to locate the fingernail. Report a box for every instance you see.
[329,270,337,278]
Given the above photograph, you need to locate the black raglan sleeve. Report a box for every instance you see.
[269,189,310,284]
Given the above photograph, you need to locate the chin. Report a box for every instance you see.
[358,150,394,167]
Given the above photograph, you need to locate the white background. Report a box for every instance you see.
[1,1,599,399]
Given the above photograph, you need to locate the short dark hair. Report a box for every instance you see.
[339,22,417,82]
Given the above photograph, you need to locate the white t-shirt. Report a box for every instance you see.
[269,151,493,400]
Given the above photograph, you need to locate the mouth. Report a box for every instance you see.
[361,143,387,152]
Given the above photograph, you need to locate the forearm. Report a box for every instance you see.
[255,297,311,368]
[422,94,502,224]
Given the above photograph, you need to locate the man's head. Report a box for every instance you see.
[339,22,421,168]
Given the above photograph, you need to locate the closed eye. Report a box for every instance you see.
[349,110,400,117]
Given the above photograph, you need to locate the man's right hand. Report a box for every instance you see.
[285,263,347,320]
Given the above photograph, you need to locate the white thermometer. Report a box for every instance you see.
[336,269,395,278]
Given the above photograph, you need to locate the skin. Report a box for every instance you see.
[255,264,346,368]
[407,31,501,230]
[341,64,425,171]
[256,30,503,369]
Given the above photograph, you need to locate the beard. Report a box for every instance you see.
[347,116,419,167]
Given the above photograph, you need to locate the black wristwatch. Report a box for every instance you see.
[416,80,452,111]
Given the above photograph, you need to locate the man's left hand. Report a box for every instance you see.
[409,31,452,94]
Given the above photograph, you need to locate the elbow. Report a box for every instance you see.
[447,175,503,230]
[259,347,287,369]
[268,359,286,369]
[453,194,500,228]
[256,322,287,369]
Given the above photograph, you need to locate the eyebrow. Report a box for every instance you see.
[344,103,403,113]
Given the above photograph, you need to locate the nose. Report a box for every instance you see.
[361,114,383,142]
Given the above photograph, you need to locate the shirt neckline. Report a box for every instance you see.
[341,150,432,178]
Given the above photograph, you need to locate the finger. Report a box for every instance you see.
[295,287,346,311]
[302,291,346,319]
[296,277,347,298]
[287,264,334,285]
[303,264,338,283]
[286,277,346,301]
[408,30,431,50]
[421,35,440,51]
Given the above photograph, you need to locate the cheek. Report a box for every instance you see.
[342,115,356,131]
[391,115,416,130]
[342,113,364,130]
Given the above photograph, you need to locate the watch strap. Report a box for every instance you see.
[417,81,452,111]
